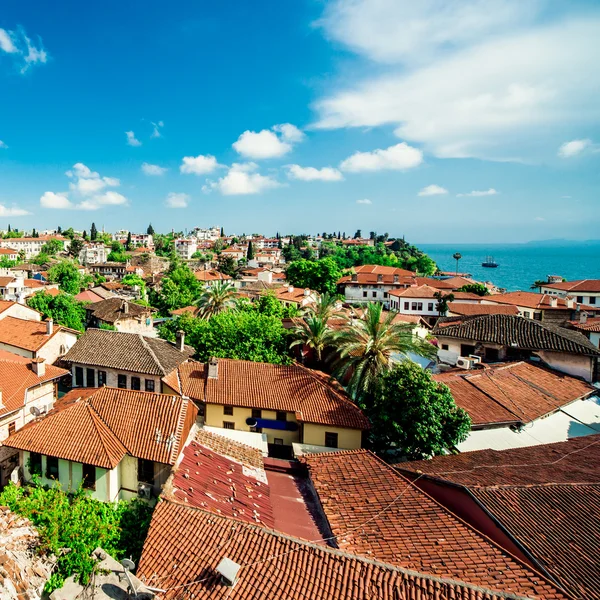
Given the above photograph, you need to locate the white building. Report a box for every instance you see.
[113,231,154,248]
[337,265,416,305]
[175,238,198,260]
[540,279,600,307]
[0,236,70,259]
[79,242,110,265]
[192,227,221,241]
[0,248,18,262]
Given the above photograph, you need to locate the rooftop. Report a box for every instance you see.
[568,316,600,332]
[4,386,196,468]
[543,279,600,293]
[63,328,194,375]
[194,269,232,282]
[163,358,369,430]
[433,314,600,356]
[486,291,594,311]
[0,316,73,352]
[85,297,153,324]
[447,302,519,316]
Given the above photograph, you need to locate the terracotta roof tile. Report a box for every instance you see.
[138,500,549,600]
[568,316,600,332]
[448,302,520,316]
[486,291,589,310]
[167,359,370,430]
[303,450,569,599]
[433,314,600,355]
[63,328,194,375]
[543,279,600,293]
[4,386,196,467]
[0,316,72,352]
[194,270,232,282]
[85,297,153,323]
[74,289,104,303]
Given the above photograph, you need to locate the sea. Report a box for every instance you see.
[418,242,600,292]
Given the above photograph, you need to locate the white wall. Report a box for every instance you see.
[71,363,161,392]
[37,330,78,363]
[536,351,595,382]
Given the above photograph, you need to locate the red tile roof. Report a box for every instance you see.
[74,289,104,303]
[4,387,197,468]
[138,500,552,600]
[0,316,73,352]
[303,450,569,599]
[164,431,274,527]
[164,359,369,430]
[434,361,595,426]
[448,302,520,316]
[542,279,600,293]
[194,270,232,282]
[569,316,600,332]
[274,286,314,303]
[486,291,590,310]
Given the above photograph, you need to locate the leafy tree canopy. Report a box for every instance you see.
[285,257,342,295]
[41,238,64,256]
[366,361,471,459]
[28,290,88,331]
[47,260,82,295]
[150,262,202,314]
[457,283,489,296]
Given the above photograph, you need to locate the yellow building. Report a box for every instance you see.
[163,357,369,457]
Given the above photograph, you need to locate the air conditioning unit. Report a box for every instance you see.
[469,355,482,364]
[138,483,153,499]
[456,357,475,370]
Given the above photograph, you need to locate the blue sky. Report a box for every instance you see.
[0,0,599,243]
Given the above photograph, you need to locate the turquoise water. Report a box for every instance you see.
[418,243,600,292]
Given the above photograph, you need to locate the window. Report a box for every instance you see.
[428,303,434,311]
[29,453,42,476]
[362,291,368,298]
[383,292,388,299]
[46,456,59,480]
[82,464,96,490]
[417,302,423,311]
[224,405,234,416]
[117,374,127,389]
[441,344,449,351]
[523,311,531,319]
[75,366,84,387]
[145,379,155,392]
[138,458,154,484]
[86,368,95,387]
[131,377,141,391]
[590,297,596,304]
[276,411,287,422]
[273,438,284,445]
[8,421,16,436]
[98,371,107,386]
[372,291,377,298]
[325,432,338,448]
[251,409,262,419]
[576,296,584,303]
[223,421,235,430]
[404,302,409,310]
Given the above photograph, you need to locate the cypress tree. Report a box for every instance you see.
[90,222,98,241]
[247,240,255,260]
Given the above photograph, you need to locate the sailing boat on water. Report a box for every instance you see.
[482,256,498,268]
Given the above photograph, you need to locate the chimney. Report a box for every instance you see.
[580,312,588,324]
[176,330,185,352]
[122,300,129,314]
[31,357,45,377]
[46,318,53,336]
[393,274,399,284]
[288,285,294,294]
[304,288,310,296]
[351,273,358,282]
[567,298,575,309]
[208,357,218,379]
[549,297,558,308]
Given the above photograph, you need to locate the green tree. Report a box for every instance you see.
[121,273,147,299]
[247,240,255,260]
[153,262,202,313]
[41,238,64,256]
[457,283,489,296]
[147,223,155,235]
[47,261,82,294]
[68,237,84,258]
[125,231,132,251]
[367,361,471,458]
[289,315,334,365]
[434,291,455,315]
[217,255,240,278]
[331,302,437,400]
[531,279,547,291]
[27,291,88,331]
[285,257,342,295]
[354,229,362,239]
[90,222,98,241]
[195,280,238,318]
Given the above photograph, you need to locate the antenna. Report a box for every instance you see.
[121,558,138,597]
[30,406,41,417]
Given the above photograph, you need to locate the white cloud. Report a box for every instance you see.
[272,123,305,143]
[151,121,164,138]
[286,164,344,181]
[125,131,142,147]
[180,154,219,175]
[41,163,127,210]
[207,163,281,195]
[314,3,600,161]
[418,184,448,196]
[142,162,168,175]
[558,139,592,158]
[165,192,190,208]
[0,141,7,149]
[456,188,498,197]
[0,204,31,216]
[356,198,372,205]
[340,142,423,172]
[0,27,47,73]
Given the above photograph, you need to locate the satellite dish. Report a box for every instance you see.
[121,558,136,571]
[30,406,41,417]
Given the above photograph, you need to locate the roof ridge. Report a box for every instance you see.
[85,398,127,468]
[138,334,166,375]
[169,397,188,464]
[156,499,540,600]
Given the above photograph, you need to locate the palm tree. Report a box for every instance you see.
[289,315,335,364]
[195,281,238,318]
[331,302,437,401]
[452,252,462,275]
[531,280,546,291]
[303,292,343,321]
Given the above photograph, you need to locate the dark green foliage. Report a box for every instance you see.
[0,483,153,593]
[107,250,128,263]
[457,283,490,296]
[151,262,202,314]
[125,232,132,251]
[247,240,254,260]
[27,291,88,331]
[41,238,64,256]
[285,257,342,295]
[90,223,98,241]
[147,223,155,235]
[365,361,471,459]
[434,291,455,315]
[68,238,84,258]
[47,261,83,294]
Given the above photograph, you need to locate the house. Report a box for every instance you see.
[433,361,598,451]
[0,300,42,322]
[0,235,70,259]
[337,265,415,304]
[300,450,568,599]
[0,317,78,364]
[0,276,56,302]
[78,242,110,265]
[3,386,197,501]
[567,315,600,348]
[162,358,369,455]
[193,269,232,283]
[395,435,600,600]
[540,278,600,306]
[273,286,317,309]
[0,352,68,487]
[84,298,155,334]
[191,226,221,241]
[113,231,154,248]
[174,238,198,260]
[0,248,18,262]
[63,328,194,392]
[434,314,600,381]
[74,289,104,303]
[482,290,598,325]
[88,262,128,279]
[446,302,519,318]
